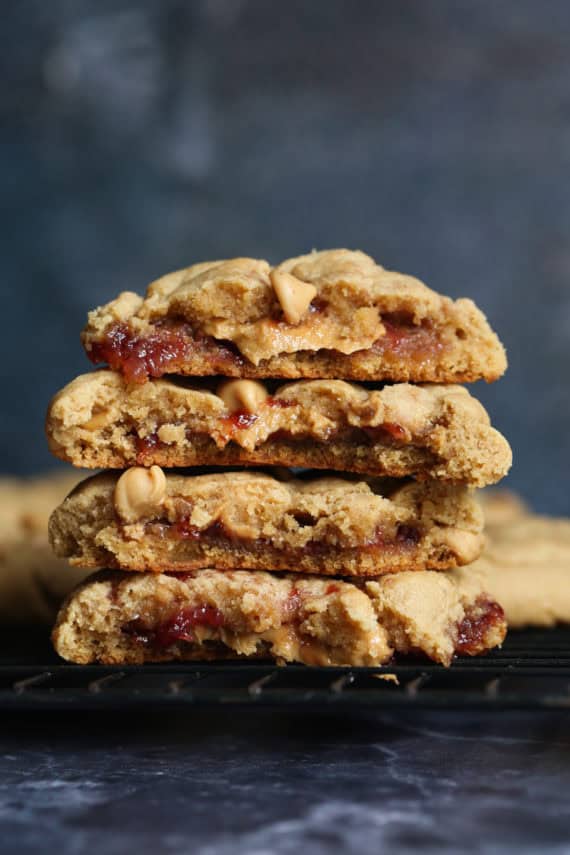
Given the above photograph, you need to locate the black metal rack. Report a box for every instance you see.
[1,628,569,710]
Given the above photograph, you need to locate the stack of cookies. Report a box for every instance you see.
[47,250,512,667]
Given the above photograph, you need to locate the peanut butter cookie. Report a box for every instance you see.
[0,472,90,624]
[52,567,506,667]
[472,505,570,628]
[48,469,484,576]
[47,372,511,486]
[81,250,506,384]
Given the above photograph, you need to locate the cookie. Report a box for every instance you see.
[0,471,79,543]
[52,567,506,667]
[0,472,90,624]
[48,469,484,576]
[478,488,529,527]
[81,250,506,384]
[47,371,512,486]
[471,512,570,628]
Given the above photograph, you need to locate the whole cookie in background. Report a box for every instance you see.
[0,472,90,625]
[478,488,529,528]
[475,489,570,628]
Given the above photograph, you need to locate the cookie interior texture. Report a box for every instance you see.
[52,568,507,667]
[81,249,507,383]
[48,470,485,576]
[47,372,511,486]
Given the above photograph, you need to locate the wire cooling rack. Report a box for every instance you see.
[0,628,568,710]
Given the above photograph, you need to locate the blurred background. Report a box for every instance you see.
[1,0,569,513]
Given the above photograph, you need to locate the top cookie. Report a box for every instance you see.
[82,250,507,383]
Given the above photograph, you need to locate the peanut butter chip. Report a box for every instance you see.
[114,465,167,523]
[82,410,110,431]
[217,379,268,413]
[270,270,317,325]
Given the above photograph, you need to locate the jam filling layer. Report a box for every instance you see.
[122,604,225,648]
[120,585,308,655]
[141,517,422,554]
[87,314,446,383]
[455,598,505,655]
[132,419,415,464]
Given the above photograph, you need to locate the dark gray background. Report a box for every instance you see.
[2,0,569,513]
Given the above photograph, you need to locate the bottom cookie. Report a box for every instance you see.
[52,568,506,667]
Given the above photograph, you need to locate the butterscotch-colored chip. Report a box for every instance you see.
[114,465,166,523]
[270,270,317,324]
[82,410,111,431]
[217,379,268,413]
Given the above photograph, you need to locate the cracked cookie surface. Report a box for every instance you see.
[48,469,484,576]
[47,372,512,485]
[52,567,506,667]
[81,249,506,383]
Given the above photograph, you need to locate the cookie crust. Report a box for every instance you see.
[48,470,484,576]
[52,567,506,667]
[46,372,512,486]
[81,250,507,383]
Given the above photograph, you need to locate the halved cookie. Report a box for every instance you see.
[52,567,506,667]
[49,469,484,576]
[82,250,506,383]
[47,372,511,485]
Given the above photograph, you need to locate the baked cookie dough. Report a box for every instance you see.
[48,469,484,576]
[52,567,506,667]
[82,249,506,384]
[47,372,511,486]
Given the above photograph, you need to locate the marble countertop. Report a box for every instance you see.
[1,707,568,854]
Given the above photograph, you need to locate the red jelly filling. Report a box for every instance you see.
[215,411,259,444]
[225,411,258,429]
[266,397,296,409]
[88,321,245,383]
[88,322,192,384]
[373,316,444,362]
[283,586,302,619]
[164,571,195,581]
[167,517,420,553]
[455,599,505,655]
[135,431,160,462]
[171,517,229,541]
[155,605,225,647]
[363,524,421,550]
[395,524,421,547]
[88,311,445,383]
[123,604,225,649]
[362,422,408,444]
